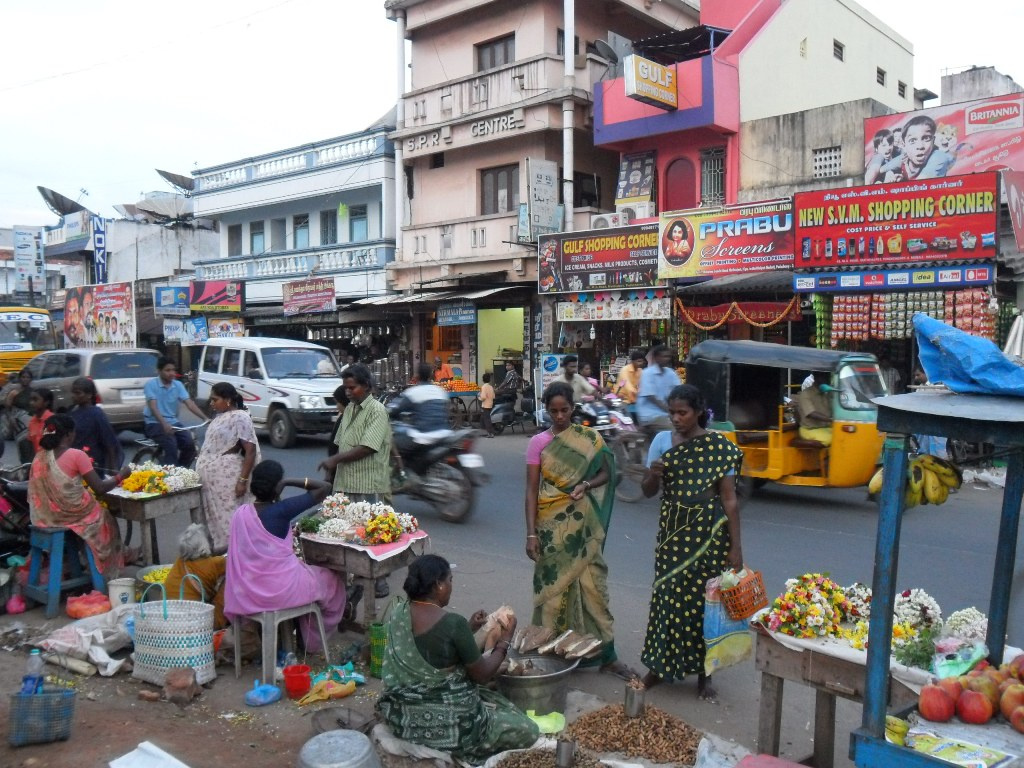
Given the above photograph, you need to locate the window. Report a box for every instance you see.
[91,352,156,378]
[480,164,519,215]
[349,205,368,242]
[202,346,222,373]
[293,214,309,249]
[876,67,887,86]
[242,351,263,379]
[250,221,264,255]
[227,224,242,257]
[271,218,286,250]
[476,34,514,71]
[556,29,580,56]
[558,170,601,208]
[699,148,726,206]
[320,210,337,245]
[833,40,845,61]
[813,146,843,179]
[898,81,907,98]
[430,153,445,169]
[222,348,241,376]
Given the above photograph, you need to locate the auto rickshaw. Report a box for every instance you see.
[685,340,887,491]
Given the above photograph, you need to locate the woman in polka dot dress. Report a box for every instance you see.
[639,384,743,699]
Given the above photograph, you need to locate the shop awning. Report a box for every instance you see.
[350,286,521,305]
[674,270,795,296]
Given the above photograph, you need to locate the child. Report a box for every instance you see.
[880,115,953,181]
[479,372,495,437]
[864,128,894,184]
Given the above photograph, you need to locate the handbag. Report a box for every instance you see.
[133,574,215,686]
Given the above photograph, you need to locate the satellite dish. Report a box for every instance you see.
[156,169,196,194]
[136,195,193,220]
[594,39,620,65]
[37,186,88,217]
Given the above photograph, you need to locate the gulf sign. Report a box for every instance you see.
[657,200,794,279]
[794,172,999,269]
[863,93,1024,183]
[624,54,677,111]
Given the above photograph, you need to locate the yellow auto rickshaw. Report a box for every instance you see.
[685,340,886,492]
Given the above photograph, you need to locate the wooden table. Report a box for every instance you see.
[300,535,429,630]
[755,628,917,768]
[105,487,203,566]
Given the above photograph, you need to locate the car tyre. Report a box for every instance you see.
[268,409,297,449]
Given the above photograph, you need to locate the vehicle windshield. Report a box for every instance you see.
[0,312,58,351]
[262,348,339,378]
[835,362,886,418]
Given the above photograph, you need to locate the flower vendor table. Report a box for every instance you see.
[299,530,429,631]
[754,625,918,768]
[851,392,1024,768]
[105,487,203,567]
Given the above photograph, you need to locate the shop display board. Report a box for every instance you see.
[793,263,995,292]
[538,223,662,294]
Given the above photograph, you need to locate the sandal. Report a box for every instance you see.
[600,660,642,681]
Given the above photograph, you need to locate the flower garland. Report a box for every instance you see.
[303,494,418,546]
[893,588,942,632]
[119,462,201,495]
[944,607,987,643]
[765,573,850,639]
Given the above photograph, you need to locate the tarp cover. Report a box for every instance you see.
[914,313,1024,397]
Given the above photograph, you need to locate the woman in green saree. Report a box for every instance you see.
[376,555,539,763]
[525,382,635,679]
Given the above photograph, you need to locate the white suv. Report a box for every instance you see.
[195,337,342,448]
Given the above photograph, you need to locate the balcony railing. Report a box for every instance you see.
[195,134,390,193]
[194,241,395,281]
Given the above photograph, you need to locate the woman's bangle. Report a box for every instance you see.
[238,476,248,483]
[583,481,592,490]
[303,477,309,489]
[526,534,538,539]
[496,641,510,653]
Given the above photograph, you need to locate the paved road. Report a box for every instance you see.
[103,427,1022,766]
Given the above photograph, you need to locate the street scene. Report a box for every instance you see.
[2,0,1024,767]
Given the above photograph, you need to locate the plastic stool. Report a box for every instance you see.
[298,729,381,768]
[24,526,106,619]
[233,602,331,685]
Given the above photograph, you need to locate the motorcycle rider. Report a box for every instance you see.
[615,350,647,419]
[561,355,596,402]
[389,363,451,446]
[636,344,680,440]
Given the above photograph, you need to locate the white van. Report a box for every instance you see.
[196,337,342,448]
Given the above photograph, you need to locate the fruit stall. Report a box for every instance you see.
[851,390,1024,767]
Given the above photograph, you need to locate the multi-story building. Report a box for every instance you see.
[191,119,396,360]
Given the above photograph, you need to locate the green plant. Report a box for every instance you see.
[894,625,939,670]
[296,515,322,533]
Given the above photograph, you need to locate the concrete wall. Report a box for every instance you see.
[106,221,216,284]
[739,97,893,199]
[740,0,913,122]
[942,66,1023,105]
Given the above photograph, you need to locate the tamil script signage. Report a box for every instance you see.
[863,93,1024,184]
[189,280,245,312]
[624,54,678,111]
[283,278,335,316]
[794,172,999,269]
[657,200,794,280]
[538,223,662,294]
[793,264,995,293]
[153,285,190,316]
[437,300,476,326]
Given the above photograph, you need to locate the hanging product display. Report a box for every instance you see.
[811,294,832,350]
[946,288,997,339]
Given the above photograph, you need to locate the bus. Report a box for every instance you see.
[0,307,59,385]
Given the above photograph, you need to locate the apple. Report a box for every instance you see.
[957,689,995,725]
[937,677,964,705]
[968,675,1002,708]
[919,684,956,722]
[1000,678,1018,694]
[1011,705,1024,734]
[1009,654,1024,681]
[1000,683,1024,720]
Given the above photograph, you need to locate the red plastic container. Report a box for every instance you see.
[282,664,311,699]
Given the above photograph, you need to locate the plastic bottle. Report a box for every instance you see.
[21,649,44,694]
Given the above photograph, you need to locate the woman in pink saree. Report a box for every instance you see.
[224,460,345,651]
[28,414,130,578]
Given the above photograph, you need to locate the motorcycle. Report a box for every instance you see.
[490,382,536,434]
[0,464,32,562]
[389,410,488,523]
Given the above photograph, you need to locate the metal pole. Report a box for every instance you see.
[394,10,407,252]
[562,0,575,232]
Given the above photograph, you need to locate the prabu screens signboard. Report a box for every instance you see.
[657,200,794,280]
[863,93,1024,183]
[537,223,662,294]
[793,172,999,269]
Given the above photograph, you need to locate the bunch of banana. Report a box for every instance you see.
[866,454,962,508]
[885,715,909,746]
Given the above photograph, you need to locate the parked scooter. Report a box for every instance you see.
[490,381,536,434]
[389,412,488,523]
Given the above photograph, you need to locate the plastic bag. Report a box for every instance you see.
[703,577,751,676]
[66,590,111,618]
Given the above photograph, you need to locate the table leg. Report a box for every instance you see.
[361,577,377,626]
[140,520,155,567]
[812,689,837,768]
[758,672,784,756]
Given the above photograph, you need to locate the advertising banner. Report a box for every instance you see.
[657,200,795,280]
[91,216,107,284]
[624,55,678,111]
[794,172,999,269]
[682,301,802,324]
[153,285,191,316]
[1004,170,1024,252]
[189,280,244,312]
[555,296,671,322]
[538,223,661,294]
[283,277,335,316]
[207,316,245,338]
[13,227,45,294]
[527,158,560,238]
[792,264,994,293]
[614,152,656,205]
[163,317,209,345]
[437,300,475,326]
[64,282,136,348]
[863,93,1024,184]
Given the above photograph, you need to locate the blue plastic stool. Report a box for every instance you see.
[24,526,106,618]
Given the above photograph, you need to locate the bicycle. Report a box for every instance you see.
[131,422,208,466]
[611,430,649,503]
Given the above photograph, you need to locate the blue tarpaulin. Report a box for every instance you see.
[914,313,1024,397]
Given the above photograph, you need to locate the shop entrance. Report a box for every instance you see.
[478,307,524,384]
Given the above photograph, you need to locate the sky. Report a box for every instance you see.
[1,0,1021,228]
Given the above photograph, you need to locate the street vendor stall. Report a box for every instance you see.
[851,391,1024,767]
[106,484,203,567]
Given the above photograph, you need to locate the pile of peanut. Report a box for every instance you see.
[567,704,703,765]
[494,747,605,768]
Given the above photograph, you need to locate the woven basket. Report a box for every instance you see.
[8,686,76,746]
[368,598,395,679]
[720,569,768,620]
[133,575,215,686]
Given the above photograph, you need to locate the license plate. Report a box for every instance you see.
[458,453,484,469]
[121,389,145,400]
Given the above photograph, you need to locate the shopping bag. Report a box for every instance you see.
[132,575,215,686]
[703,576,752,676]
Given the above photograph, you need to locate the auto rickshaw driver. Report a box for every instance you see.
[795,371,833,446]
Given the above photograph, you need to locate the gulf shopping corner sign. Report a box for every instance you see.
[624,54,678,111]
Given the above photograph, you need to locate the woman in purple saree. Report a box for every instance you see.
[224,460,345,652]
